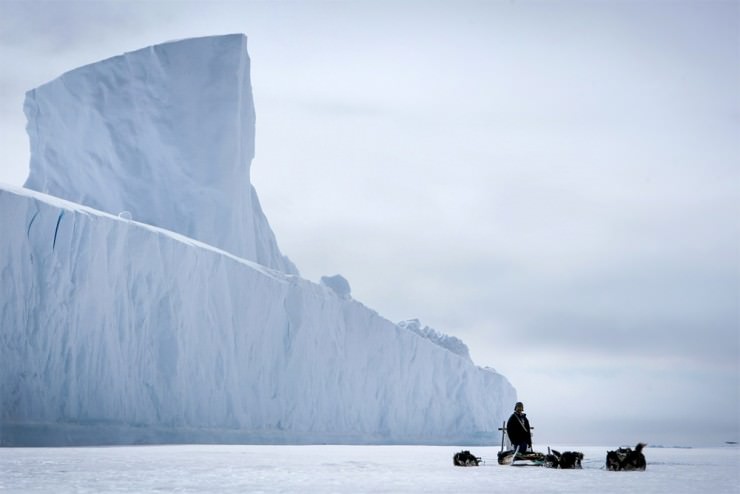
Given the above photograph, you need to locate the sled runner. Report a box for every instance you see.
[497,448,545,466]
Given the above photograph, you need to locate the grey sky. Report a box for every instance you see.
[0,0,737,446]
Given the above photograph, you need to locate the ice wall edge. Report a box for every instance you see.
[0,186,517,446]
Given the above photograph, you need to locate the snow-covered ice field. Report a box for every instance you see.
[1,444,738,493]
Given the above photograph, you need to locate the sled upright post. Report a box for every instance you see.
[498,421,507,452]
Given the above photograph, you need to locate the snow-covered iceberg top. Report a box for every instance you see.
[23,34,296,274]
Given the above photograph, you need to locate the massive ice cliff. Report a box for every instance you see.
[0,34,516,446]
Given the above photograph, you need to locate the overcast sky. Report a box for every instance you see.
[1,0,738,447]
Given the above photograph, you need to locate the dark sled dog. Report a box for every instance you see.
[453,450,481,466]
[544,449,584,469]
[606,443,647,471]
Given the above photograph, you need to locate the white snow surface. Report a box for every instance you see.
[2,445,738,493]
[22,34,297,274]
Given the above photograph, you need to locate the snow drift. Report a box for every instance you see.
[0,34,516,446]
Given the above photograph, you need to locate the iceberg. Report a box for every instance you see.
[0,34,516,446]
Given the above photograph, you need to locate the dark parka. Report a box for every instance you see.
[506,412,532,448]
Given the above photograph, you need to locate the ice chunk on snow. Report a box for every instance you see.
[320,274,352,299]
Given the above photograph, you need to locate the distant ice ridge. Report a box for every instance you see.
[398,319,472,361]
[0,34,516,446]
